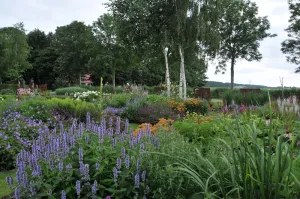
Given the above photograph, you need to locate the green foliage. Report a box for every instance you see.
[0,23,31,80]
[0,89,16,95]
[143,131,200,199]
[222,90,269,106]
[173,121,218,142]
[282,0,300,73]
[105,94,133,108]
[53,21,95,84]
[55,87,88,95]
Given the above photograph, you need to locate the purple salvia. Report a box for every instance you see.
[125,155,130,169]
[22,171,28,187]
[96,162,100,170]
[113,167,118,182]
[91,180,98,195]
[86,113,91,129]
[140,143,145,151]
[116,117,120,134]
[58,162,63,172]
[14,187,20,199]
[145,124,151,136]
[109,117,113,129]
[112,138,116,148]
[61,190,66,199]
[121,147,126,158]
[136,159,140,172]
[79,161,85,175]
[135,173,140,188]
[6,176,13,187]
[141,171,146,182]
[16,169,22,185]
[66,163,72,171]
[76,180,81,195]
[30,181,36,196]
[117,158,122,169]
[83,164,90,181]
[98,129,104,144]
[79,148,83,161]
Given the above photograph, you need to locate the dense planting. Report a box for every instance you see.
[0,89,300,198]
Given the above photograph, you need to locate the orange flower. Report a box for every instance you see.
[134,118,174,136]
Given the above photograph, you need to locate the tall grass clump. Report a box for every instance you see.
[176,119,300,198]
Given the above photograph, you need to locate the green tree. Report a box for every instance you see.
[23,29,58,86]
[216,0,275,89]
[0,22,31,82]
[281,0,300,73]
[53,21,95,84]
[89,14,131,92]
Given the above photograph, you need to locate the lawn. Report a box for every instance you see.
[0,170,15,198]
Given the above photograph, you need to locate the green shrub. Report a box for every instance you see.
[173,121,217,142]
[143,131,200,199]
[105,94,133,108]
[55,87,87,95]
[0,89,16,95]
[184,99,209,115]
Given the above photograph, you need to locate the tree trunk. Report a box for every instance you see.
[179,45,186,99]
[163,46,171,97]
[112,70,116,93]
[230,56,235,90]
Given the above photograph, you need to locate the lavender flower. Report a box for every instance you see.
[6,176,13,187]
[76,180,81,195]
[96,162,100,170]
[91,180,98,195]
[121,147,126,158]
[15,187,20,199]
[66,163,72,171]
[113,167,118,182]
[141,171,146,182]
[135,173,140,187]
[85,134,89,144]
[125,155,130,169]
[58,162,64,172]
[117,157,122,169]
[136,159,140,172]
[112,138,116,148]
[79,148,83,161]
[61,190,66,199]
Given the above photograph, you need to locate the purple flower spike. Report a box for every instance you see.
[79,148,83,161]
[6,176,13,187]
[15,187,20,199]
[125,155,130,169]
[92,180,98,195]
[61,190,66,199]
[113,167,118,182]
[135,173,140,188]
[121,147,126,158]
[117,158,122,169]
[76,180,81,195]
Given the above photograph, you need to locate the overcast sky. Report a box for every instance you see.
[0,0,299,87]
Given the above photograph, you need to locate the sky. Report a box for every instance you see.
[0,0,299,87]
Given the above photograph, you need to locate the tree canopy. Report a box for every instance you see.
[282,0,300,73]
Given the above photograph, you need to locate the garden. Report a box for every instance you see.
[0,84,300,199]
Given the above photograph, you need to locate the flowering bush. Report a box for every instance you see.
[169,98,209,115]
[6,114,157,198]
[0,107,55,171]
[73,91,100,102]
[134,118,174,136]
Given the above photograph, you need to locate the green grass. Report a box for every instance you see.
[0,170,15,197]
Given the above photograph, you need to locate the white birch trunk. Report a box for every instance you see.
[163,46,171,97]
[179,45,185,99]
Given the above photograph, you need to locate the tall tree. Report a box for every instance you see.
[24,29,58,85]
[281,0,300,73]
[90,14,131,92]
[53,21,95,84]
[0,22,31,82]
[216,0,275,89]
